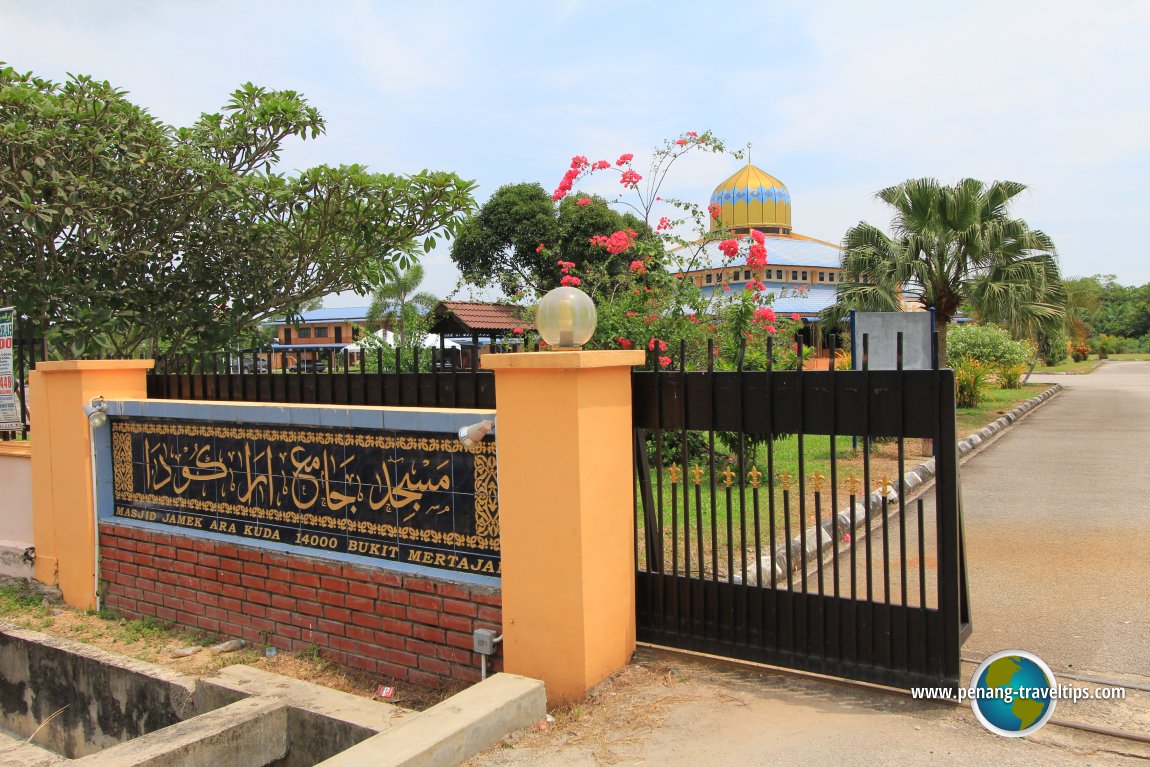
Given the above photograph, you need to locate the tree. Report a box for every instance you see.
[0,65,476,359]
[831,178,1065,362]
[449,182,650,296]
[366,263,438,350]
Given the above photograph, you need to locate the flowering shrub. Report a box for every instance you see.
[514,133,809,369]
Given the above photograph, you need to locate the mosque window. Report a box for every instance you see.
[791,270,798,281]
[801,271,808,281]
[819,272,825,282]
[705,274,713,284]
[829,272,835,282]
[744,270,751,280]
[731,271,740,281]
[776,269,783,280]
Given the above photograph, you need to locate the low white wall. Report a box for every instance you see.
[0,444,34,577]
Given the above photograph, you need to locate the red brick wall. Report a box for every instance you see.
[99,523,502,686]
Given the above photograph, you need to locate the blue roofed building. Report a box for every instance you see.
[673,163,844,323]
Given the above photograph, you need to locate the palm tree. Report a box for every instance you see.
[831,178,1065,363]
[366,263,439,349]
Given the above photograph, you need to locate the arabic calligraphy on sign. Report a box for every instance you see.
[111,418,500,575]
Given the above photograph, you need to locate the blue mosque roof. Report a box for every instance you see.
[676,234,841,270]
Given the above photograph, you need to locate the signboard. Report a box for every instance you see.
[111,418,499,575]
[850,310,937,371]
[0,307,19,431]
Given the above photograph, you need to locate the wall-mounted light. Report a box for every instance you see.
[83,396,109,428]
[536,286,596,350]
[458,419,495,449]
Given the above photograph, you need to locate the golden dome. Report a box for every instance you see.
[709,163,791,234]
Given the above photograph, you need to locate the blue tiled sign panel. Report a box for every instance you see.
[110,417,499,576]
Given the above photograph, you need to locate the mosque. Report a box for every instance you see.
[676,163,843,322]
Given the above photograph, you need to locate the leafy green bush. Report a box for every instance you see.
[998,364,1026,389]
[1037,327,1069,366]
[954,358,991,408]
[946,323,1034,368]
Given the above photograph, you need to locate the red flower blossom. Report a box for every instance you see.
[766,325,777,334]
[616,153,634,166]
[755,306,776,323]
[620,169,642,187]
[750,228,766,245]
[646,338,667,352]
[791,313,801,321]
[590,229,638,255]
[570,155,589,169]
[592,160,610,170]
[615,337,634,349]
[708,203,723,220]
[512,327,524,334]
[688,314,699,323]
[557,260,576,274]
[625,311,639,317]
[560,275,582,287]
[718,239,739,258]
[686,131,698,137]
[658,355,672,368]
[676,139,688,146]
[536,243,545,253]
[576,197,592,206]
[746,279,766,293]
[629,260,647,275]
[747,243,768,268]
[657,216,672,231]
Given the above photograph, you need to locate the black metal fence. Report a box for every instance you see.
[1,315,44,441]
[147,346,496,410]
[632,334,969,691]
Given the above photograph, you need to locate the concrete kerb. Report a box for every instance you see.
[743,384,1065,583]
[314,673,546,767]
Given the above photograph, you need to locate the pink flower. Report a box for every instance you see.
[512,327,524,334]
[570,155,589,169]
[615,153,634,166]
[560,275,582,287]
[766,325,777,335]
[657,216,672,231]
[686,131,698,137]
[593,160,610,170]
[620,169,642,187]
[646,338,667,352]
[746,279,766,293]
[615,337,634,349]
[536,243,545,253]
[791,313,801,321]
[576,197,592,206]
[676,139,688,146]
[747,244,768,268]
[756,307,776,322]
[629,260,647,275]
[750,228,766,245]
[843,533,852,542]
[557,260,576,274]
[589,229,638,255]
[687,314,699,324]
[718,239,739,258]
[658,355,672,368]
[708,203,723,220]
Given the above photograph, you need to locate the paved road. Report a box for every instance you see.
[959,361,1150,680]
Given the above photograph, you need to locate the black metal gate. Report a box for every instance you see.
[632,338,970,690]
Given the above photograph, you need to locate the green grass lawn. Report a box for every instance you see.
[1032,359,1102,374]
[955,383,1047,436]
[1109,353,1150,361]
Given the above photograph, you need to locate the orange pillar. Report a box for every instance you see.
[482,349,644,704]
[30,360,153,609]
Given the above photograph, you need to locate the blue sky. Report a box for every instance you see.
[4,1,1148,305]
